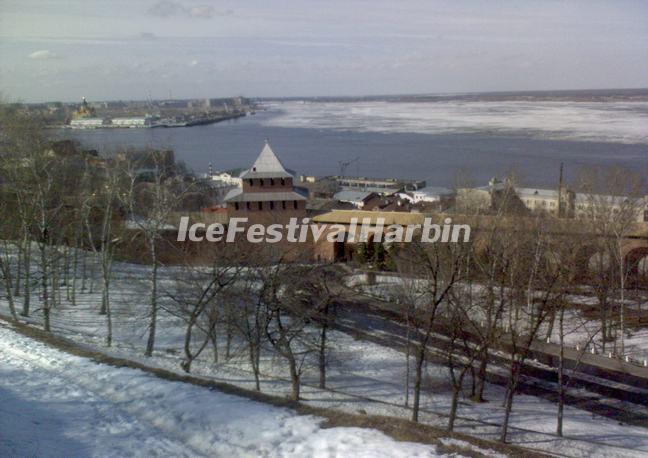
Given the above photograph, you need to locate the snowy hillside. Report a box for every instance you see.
[1,252,648,457]
[0,324,446,458]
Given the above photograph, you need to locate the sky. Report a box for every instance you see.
[0,0,647,102]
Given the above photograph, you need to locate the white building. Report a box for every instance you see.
[516,187,561,215]
[198,171,242,205]
[209,171,242,186]
[333,190,374,208]
[70,118,104,128]
[110,116,153,128]
[574,193,647,222]
[411,186,454,203]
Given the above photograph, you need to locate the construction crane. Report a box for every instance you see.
[338,157,359,177]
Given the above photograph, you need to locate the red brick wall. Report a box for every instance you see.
[227,200,306,224]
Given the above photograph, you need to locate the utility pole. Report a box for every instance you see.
[558,162,565,218]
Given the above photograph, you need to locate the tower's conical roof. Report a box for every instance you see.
[241,141,293,179]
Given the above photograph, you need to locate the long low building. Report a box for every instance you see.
[70,118,105,128]
[411,186,455,203]
[515,187,561,215]
[110,116,155,128]
[333,190,375,208]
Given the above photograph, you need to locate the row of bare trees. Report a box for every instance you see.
[388,172,645,441]
[164,243,343,402]
[0,104,191,354]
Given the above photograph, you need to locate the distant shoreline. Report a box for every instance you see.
[260,87,648,104]
[50,112,248,130]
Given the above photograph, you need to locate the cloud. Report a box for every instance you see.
[28,50,59,59]
[147,0,184,18]
[188,5,214,19]
[148,1,227,19]
[189,60,199,66]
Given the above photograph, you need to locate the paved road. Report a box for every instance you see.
[331,295,648,428]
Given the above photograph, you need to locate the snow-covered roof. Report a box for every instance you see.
[515,187,559,199]
[413,186,454,197]
[334,190,373,203]
[240,141,293,179]
[225,190,307,202]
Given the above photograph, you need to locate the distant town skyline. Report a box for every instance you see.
[1,0,647,103]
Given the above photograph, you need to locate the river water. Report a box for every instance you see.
[61,101,648,188]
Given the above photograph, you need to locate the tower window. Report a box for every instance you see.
[258,202,263,210]
[270,179,274,186]
[246,202,251,210]
[260,179,264,186]
[282,201,286,210]
[293,201,298,209]
[280,178,285,186]
[234,203,239,210]
[270,201,275,210]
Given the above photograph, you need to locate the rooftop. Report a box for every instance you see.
[515,187,559,199]
[414,186,455,196]
[573,192,641,206]
[224,189,307,203]
[333,190,374,203]
[240,141,293,179]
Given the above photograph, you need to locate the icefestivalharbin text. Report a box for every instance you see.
[176,216,471,244]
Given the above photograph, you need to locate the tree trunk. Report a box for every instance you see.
[557,305,566,436]
[225,322,232,360]
[249,343,261,391]
[21,240,31,317]
[181,310,198,372]
[318,302,329,389]
[103,281,112,347]
[619,248,626,355]
[80,249,87,292]
[210,326,219,363]
[288,353,300,401]
[404,315,411,407]
[71,243,78,306]
[411,340,426,423]
[40,244,51,332]
[448,387,460,432]
[473,349,488,402]
[145,239,158,357]
[0,252,18,321]
[499,361,519,443]
[13,244,22,297]
[600,299,608,353]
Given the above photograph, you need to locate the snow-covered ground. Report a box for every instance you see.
[0,324,447,458]
[356,273,648,362]
[1,254,648,457]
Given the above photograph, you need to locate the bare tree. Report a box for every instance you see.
[292,264,342,389]
[498,220,562,443]
[394,239,465,423]
[169,253,242,373]
[576,166,645,354]
[444,284,482,431]
[259,257,316,401]
[121,154,187,356]
[80,162,126,346]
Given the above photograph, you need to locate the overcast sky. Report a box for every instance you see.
[1,0,647,102]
